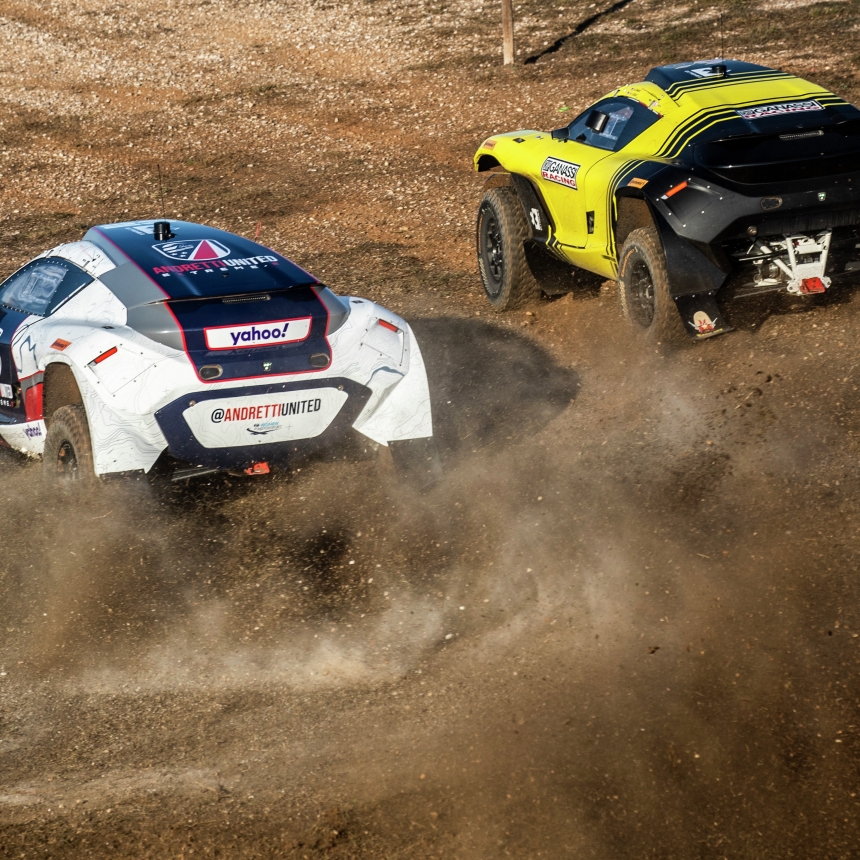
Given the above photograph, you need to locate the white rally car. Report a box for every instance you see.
[0,219,436,484]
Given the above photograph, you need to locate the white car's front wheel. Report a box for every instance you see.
[42,405,96,486]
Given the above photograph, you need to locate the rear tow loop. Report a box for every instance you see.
[752,230,832,295]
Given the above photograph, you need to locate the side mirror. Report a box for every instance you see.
[551,126,570,141]
[586,110,609,134]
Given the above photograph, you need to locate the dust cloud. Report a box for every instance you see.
[4,306,860,858]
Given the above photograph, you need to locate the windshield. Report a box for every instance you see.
[564,97,660,152]
[0,258,92,316]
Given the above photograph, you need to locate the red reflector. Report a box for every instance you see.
[93,346,118,365]
[244,462,270,476]
[801,277,826,294]
[378,319,398,332]
[25,383,43,421]
[665,181,688,198]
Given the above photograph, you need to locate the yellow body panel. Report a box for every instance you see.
[476,70,842,280]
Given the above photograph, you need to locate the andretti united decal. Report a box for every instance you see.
[182,388,349,448]
[152,253,279,276]
[210,398,323,424]
[204,317,312,350]
[540,156,580,190]
[736,99,824,120]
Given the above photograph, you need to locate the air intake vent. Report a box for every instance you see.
[222,294,270,304]
[779,129,824,141]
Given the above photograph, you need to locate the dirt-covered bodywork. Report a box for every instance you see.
[0,220,434,482]
[474,59,860,341]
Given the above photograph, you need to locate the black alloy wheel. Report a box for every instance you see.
[476,186,540,311]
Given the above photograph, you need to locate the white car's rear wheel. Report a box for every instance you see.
[42,405,96,486]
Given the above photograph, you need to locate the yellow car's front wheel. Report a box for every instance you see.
[476,187,539,311]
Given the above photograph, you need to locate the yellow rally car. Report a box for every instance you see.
[474,59,860,342]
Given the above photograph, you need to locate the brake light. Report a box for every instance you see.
[24,383,43,421]
[244,462,270,475]
[378,319,399,332]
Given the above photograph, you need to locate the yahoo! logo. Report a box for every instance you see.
[204,317,312,350]
[231,324,286,345]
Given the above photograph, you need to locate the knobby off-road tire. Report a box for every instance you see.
[618,226,685,346]
[477,187,540,311]
[42,404,96,486]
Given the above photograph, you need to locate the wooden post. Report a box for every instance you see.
[502,0,514,65]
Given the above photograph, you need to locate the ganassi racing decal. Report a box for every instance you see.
[183,388,348,448]
[153,239,231,261]
[737,99,824,120]
[540,157,580,190]
[204,317,312,350]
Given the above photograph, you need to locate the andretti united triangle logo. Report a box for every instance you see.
[153,239,231,261]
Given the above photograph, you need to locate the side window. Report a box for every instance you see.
[565,98,660,152]
[0,258,92,316]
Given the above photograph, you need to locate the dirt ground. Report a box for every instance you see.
[3,0,860,856]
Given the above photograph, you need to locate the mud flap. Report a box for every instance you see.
[674,292,732,340]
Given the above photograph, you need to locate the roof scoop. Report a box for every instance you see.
[153,220,174,240]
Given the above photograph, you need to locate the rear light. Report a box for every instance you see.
[88,346,117,368]
[378,319,399,332]
[244,462,270,476]
[801,277,827,294]
[24,383,43,421]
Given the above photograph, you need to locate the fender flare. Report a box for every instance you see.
[43,360,84,427]
[615,190,729,298]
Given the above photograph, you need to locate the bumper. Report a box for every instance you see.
[154,377,372,470]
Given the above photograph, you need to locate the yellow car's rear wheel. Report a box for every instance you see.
[618,227,684,345]
[477,187,539,311]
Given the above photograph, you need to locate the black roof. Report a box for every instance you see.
[84,220,318,301]
[645,59,779,94]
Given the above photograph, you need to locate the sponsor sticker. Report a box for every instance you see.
[0,383,13,399]
[183,388,348,448]
[153,239,232,261]
[0,399,13,408]
[737,99,824,120]
[50,338,71,351]
[687,66,724,78]
[691,311,717,335]
[204,317,312,350]
[210,397,323,425]
[24,425,42,438]
[628,177,649,189]
[529,207,542,230]
[482,138,497,150]
[152,253,279,277]
[540,156,580,190]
